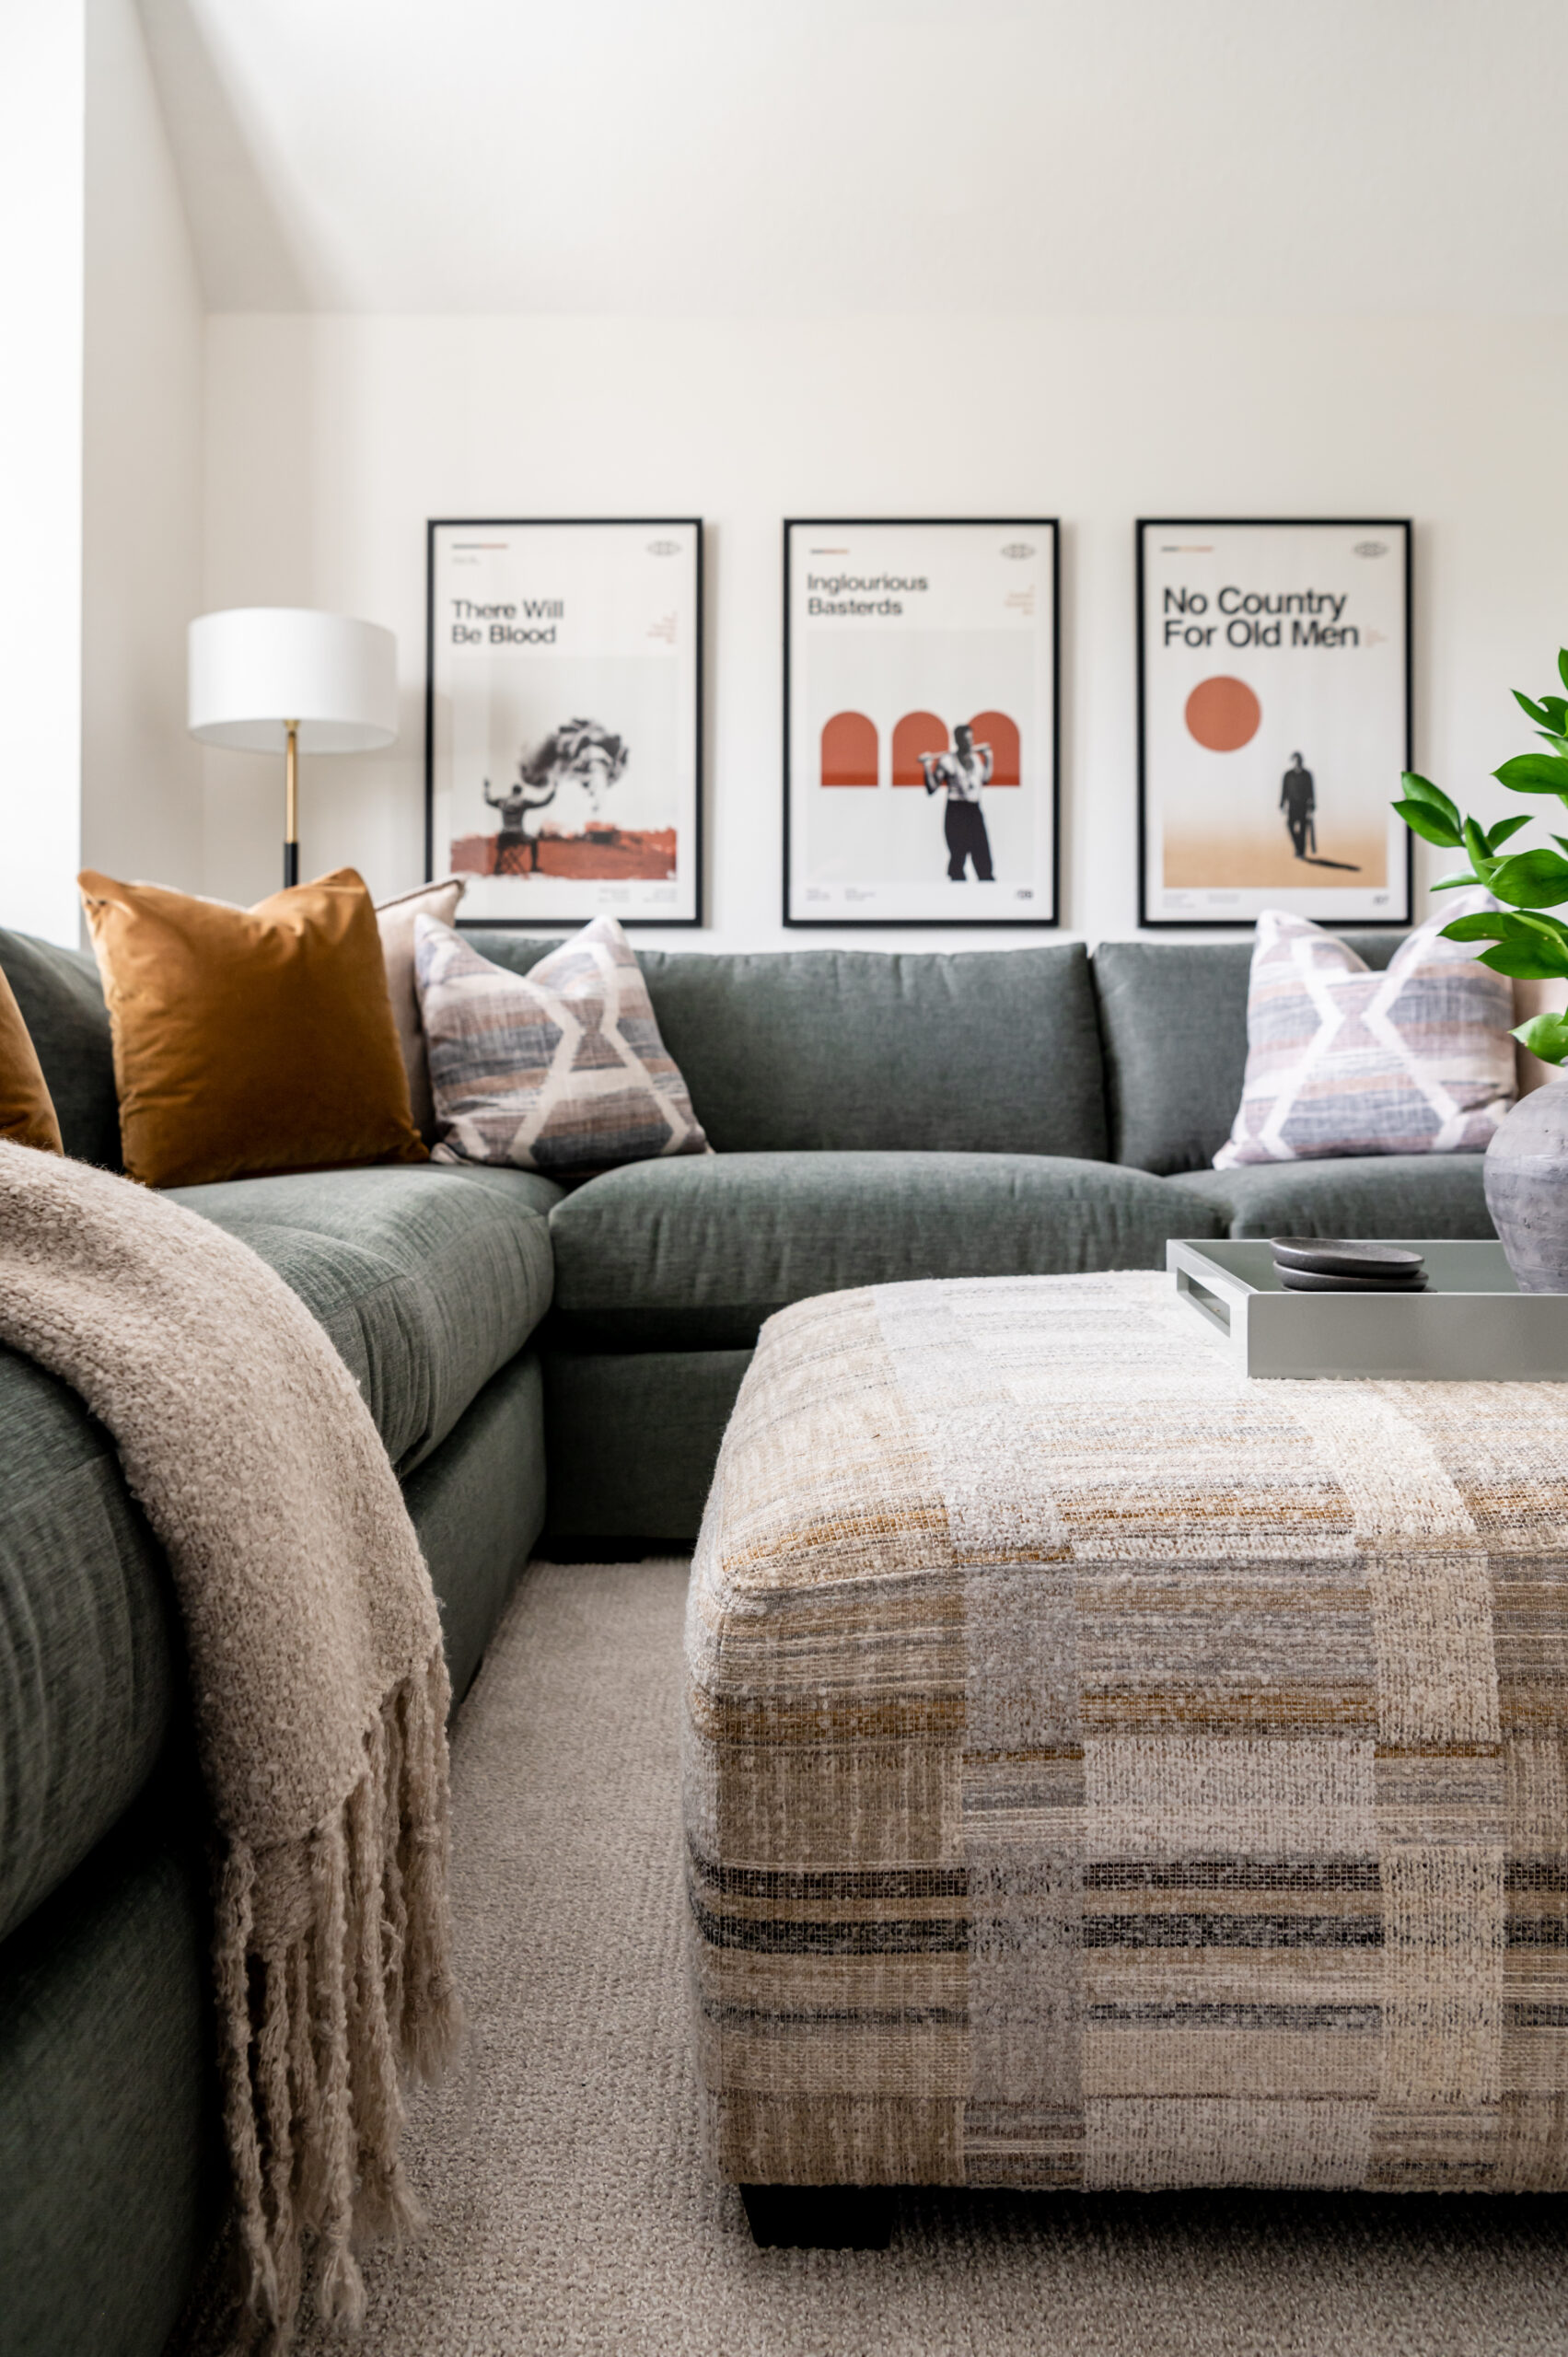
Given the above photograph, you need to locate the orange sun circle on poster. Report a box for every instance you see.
[1185,675,1261,752]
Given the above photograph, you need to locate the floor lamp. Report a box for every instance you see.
[188,609,398,889]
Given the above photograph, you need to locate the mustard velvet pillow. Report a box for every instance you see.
[0,964,64,1153]
[79,866,428,1188]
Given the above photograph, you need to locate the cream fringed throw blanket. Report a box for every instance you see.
[0,1142,459,2347]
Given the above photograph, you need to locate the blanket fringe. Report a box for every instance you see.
[215,1645,460,2352]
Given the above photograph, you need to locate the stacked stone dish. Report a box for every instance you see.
[1269,1237,1428,1293]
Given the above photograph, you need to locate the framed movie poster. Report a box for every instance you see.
[425,518,702,927]
[1138,517,1412,928]
[784,518,1059,925]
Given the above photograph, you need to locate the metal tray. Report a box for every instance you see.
[1168,1237,1568,1379]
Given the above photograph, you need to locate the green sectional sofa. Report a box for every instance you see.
[509,930,1492,1543]
[0,919,1492,2354]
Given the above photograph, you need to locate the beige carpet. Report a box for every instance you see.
[284,1559,1568,2357]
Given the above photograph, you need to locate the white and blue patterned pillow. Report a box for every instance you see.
[413,914,708,1174]
[1214,903,1516,1167]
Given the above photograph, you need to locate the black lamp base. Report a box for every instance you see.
[283,841,299,890]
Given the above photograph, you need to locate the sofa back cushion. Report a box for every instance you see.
[0,927,122,1167]
[1094,932,1403,1175]
[470,938,1110,1157]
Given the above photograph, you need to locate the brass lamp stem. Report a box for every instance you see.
[284,722,299,889]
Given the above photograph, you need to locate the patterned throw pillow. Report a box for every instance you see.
[413,913,709,1174]
[1214,903,1516,1168]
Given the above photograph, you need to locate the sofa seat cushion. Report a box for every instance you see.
[1167,1153,1493,1239]
[548,1151,1226,1348]
[166,1162,560,1471]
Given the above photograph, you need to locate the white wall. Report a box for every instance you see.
[203,310,1568,947]
[0,0,203,946]
[0,4,85,946]
[82,0,205,898]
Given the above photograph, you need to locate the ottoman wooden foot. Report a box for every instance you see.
[741,2185,893,2250]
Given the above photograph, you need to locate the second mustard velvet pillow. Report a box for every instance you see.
[79,866,427,1188]
[0,965,64,1154]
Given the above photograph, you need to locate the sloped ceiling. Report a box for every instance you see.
[138,0,1568,314]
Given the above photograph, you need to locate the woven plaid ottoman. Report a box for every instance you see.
[683,1271,1568,2216]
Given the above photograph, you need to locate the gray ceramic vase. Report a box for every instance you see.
[1485,1082,1568,1291]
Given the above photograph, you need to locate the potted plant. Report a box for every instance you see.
[1394,649,1568,1287]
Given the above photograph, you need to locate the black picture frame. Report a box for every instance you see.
[425,517,704,929]
[783,517,1062,928]
[1136,517,1413,930]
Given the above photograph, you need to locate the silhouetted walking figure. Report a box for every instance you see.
[920,723,995,881]
[1281,751,1316,860]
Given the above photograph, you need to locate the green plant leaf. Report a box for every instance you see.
[1441,912,1568,961]
[1536,733,1568,755]
[1430,870,1481,890]
[1440,911,1532,942]
[1501,910,1568,946]
[1487,813,1531,849]
[1516,690,1555,727]
[1391,797,1463,848]
[1478,942,1568,980]
[1399,772,1462,830]
[1489,847,1568,907]
[1515,1010,1568,1061]
[1495,754,1568,795]
[1558,647,1568,695]
[1463,816,1496,875]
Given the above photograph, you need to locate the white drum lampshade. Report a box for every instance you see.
[188,608,398,887]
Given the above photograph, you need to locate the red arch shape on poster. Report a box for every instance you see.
[891,711,947,785]
[969,710,1020,784]
[820,711,878,786]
